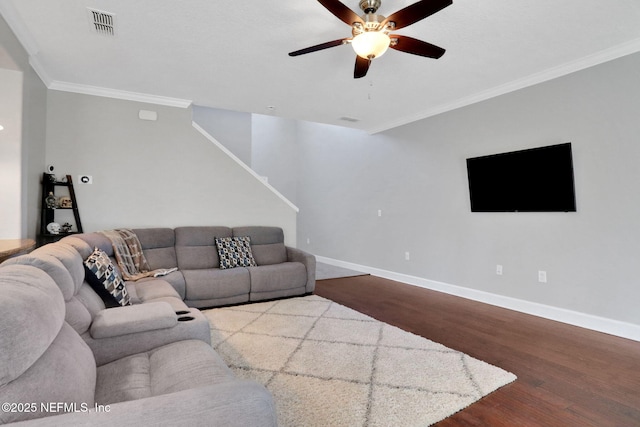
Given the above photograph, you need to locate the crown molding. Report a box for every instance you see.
[368,37,640,134]
[27,55,52,85]
[0,1,39,56]
[2,2,190,108]
[46,80,192,108]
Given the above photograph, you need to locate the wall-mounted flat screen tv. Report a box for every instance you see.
[466,142,576,212]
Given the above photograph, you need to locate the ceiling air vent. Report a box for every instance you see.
[339,116,360,123]
[88,8,115,36]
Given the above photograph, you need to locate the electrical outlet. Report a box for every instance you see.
[538,270,547,283]
[496,265,503,275]
[378,209,382,217]
[405,252,410,261]
[306,238,310,245]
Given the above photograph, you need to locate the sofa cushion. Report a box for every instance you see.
[60,235,95,259]
[72,232,113,255]
[33,242,86,296]
[133,228,178,270]
[215,237,257,269]
[0,265,66,385]
[0,265,96,424]
[175,226,233,270]
[84,248,131,307]
[248,262,307,293]
[126,278,190,313]
[183,268,250,300]
[251,243,288,266]
[1,254,76,301]
[95,340,235,405]
[232,226,288,265]
[134,270,187,300]
[64,297,94,335]
[0,323,97,424]
[232,226,284,245]
[129,278,182,301]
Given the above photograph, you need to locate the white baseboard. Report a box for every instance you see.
[316,256,640,342]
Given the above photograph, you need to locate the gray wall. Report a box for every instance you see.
[251,114,298,204]
[45,91,297,245]
[191,108,299,205]
[296,51,640,326]
[0,68,22,238]
[192,106,252,166]
[0,14,47,239]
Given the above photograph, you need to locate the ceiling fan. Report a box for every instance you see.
[289,0,452,78]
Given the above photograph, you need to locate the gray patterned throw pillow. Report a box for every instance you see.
[84,247,131,306]
[215,236,257,269]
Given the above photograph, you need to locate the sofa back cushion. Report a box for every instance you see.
[0,265,65,384]
[72,232,113,256]
[33,242,101,334]
[175,226,232,269]
[233,226,287,266]
[1,248,96,335]
[133,228,178,270]
[32,243,86,296]
[0,265,96,424]
[60,235,95,259]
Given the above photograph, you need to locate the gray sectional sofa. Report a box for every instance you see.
[0,225,313,425]
[68,226,316,308]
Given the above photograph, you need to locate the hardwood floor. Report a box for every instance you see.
[314,275,640,426]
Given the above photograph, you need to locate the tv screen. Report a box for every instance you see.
[466,143,576,212]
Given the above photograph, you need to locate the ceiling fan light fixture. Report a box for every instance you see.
[352,31,390,59]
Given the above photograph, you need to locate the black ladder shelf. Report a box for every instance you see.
[38,173,84,246]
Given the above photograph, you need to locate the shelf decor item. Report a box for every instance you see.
[46,222,61,235]
[45,192,57,209]
[58,196,73,208]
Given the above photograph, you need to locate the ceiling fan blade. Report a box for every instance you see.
[383,0,452,30]
[317,0,364,26]
[354,55,371,78]
[289,38,349,56]
[389,35,445,58]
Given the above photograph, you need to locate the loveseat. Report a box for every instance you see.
[67,226,316,308]
[0,238,277,425]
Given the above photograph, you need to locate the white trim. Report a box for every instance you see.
[316,255,640,342]
[191,121,300,213]
[367,37,640,134]
[47,81,192,108]
[28,55,52,86]
[0,1,40,56]
[0,1,191,108]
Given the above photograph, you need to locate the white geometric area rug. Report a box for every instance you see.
[203,295,516,427]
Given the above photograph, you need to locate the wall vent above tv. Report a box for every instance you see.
[88,8,115,36]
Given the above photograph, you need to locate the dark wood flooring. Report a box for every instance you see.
[314,275,640,426]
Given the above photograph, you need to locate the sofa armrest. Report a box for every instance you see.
[10,380,277,427]
[90,302,177,339]
[286,246,316,293]
[85,307,211,366]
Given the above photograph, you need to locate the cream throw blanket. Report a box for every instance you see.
[100,229,177,281]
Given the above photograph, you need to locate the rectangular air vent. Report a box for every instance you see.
[340,116,360,122]
[88,8,115,36]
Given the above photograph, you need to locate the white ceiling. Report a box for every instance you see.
[2,0,640,133]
